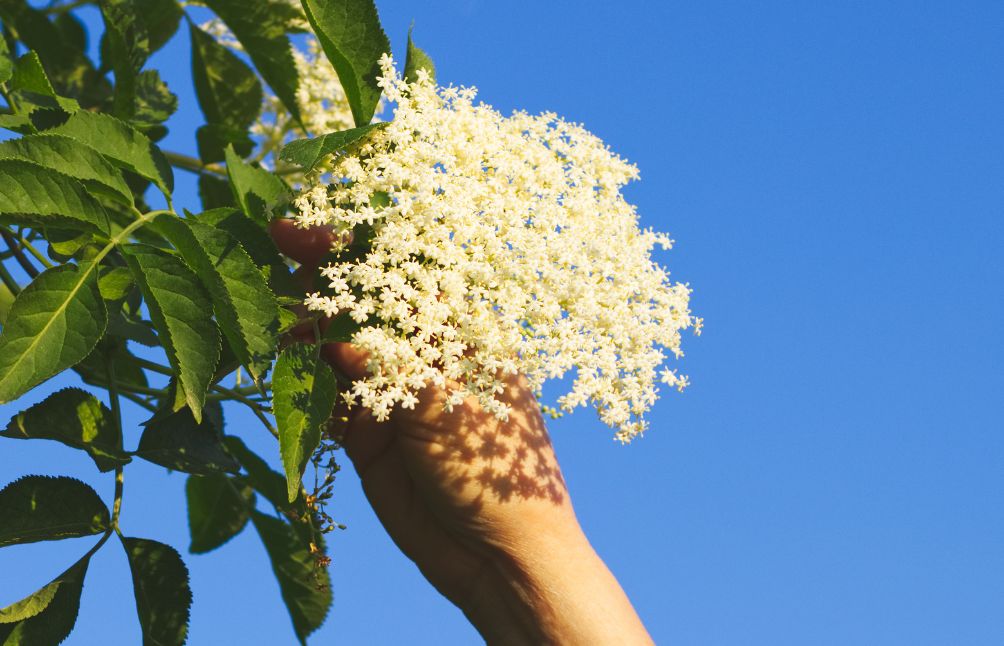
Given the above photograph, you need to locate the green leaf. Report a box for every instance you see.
[132,69,178,129]
[98,266,135,301]
[0,553,91,645]
[0,159,111,234]
[301,0,390,126]
[198,174,236,210]
[74,336,151,393]
[279,122,385,173]
[45,110,174,197]
[155,215,279,382]
[137,403,240,475]
[0,263,108,405]
[404,25,436,84]
[203,0,302,123]
[9,51,80,114]
[137,0,183,54]
[121,537,192,646]
[0,135,133,206]
[195,123,254,165]
[274,344,337,502]
[122,244,220,421]
[193,208,283,268]
[223,436,296,512]
[100,0,151,119]
[0,476,109,547]
[186,474,253,553]
[0,34,13,85]
[250,511,331,644]
[224,145,288,224]
[2,388,130,472]
[189,21,262,131]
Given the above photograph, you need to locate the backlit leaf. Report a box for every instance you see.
[224,145,288,224]
[122,244,220,421]
[0,263,107,404]
[300,0,390,126]
[251,511,331,644]
[0,159,111,234]
[279,122,384,173]
[0,476,109,547]
[156,215,279,382]
[0,553,91,645]
[273,344,337,502]
[137,403,239,475]
[186,474,253,553]
[0,135,133,206]
[121,537,192,646]
[45,110,174,197]
[2,388,130,471]
[404,25,435,84]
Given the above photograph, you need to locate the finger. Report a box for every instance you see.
[269,218,338,268]
[320,341,369,380]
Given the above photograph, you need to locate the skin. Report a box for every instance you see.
[271,219,654,645]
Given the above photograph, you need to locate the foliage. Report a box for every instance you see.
[0,0,420,642]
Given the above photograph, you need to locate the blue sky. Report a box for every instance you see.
[2,1,1003,644]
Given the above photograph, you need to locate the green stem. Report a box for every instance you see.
[106,348,126,533]
[163,150,227,178]
[121,391,158,413]
[214,383,278,438]
[44,0,91,14]
[0,230,39,278]
[4,227,54,270]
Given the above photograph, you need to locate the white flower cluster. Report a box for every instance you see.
[295,55,700,441]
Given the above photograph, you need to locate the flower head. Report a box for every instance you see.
[296,55,697,441]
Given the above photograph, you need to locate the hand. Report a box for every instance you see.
[271,219,654,645]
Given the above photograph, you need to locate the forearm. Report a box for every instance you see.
[466,516,654,645]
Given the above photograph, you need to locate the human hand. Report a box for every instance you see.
[271,219,653,645]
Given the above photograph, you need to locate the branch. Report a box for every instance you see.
[0,230,39,278]
[163,150,227,178]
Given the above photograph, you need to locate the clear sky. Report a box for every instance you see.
[2,1,1003,644]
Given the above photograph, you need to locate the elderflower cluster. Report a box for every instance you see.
[295,55,699,441]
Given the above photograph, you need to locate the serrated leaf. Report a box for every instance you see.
[155,215,279,382]
[9,51,80,114]
[0,135,133,206]
[301,0,390,126]
[121,537,192,646]
[404,26,435,84]
[0,553,91,645]
[203,0,301,123]
[193,208,283,268]
[137,403,239,475]
[250,511,331,644]
[100,0,151,119]
[279,122,384,173]
[189,21,262,132]
[224,145,288,224]
[0,476,109,547]
[45,110,174,197]
[186,474,253,553]
[274,344,337,502]
[137,0,183,54]
[0,263,108,404]
[122,244,220,421]
[132,69,178,129]
[0,159,111,234]
[2,388,130,472]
